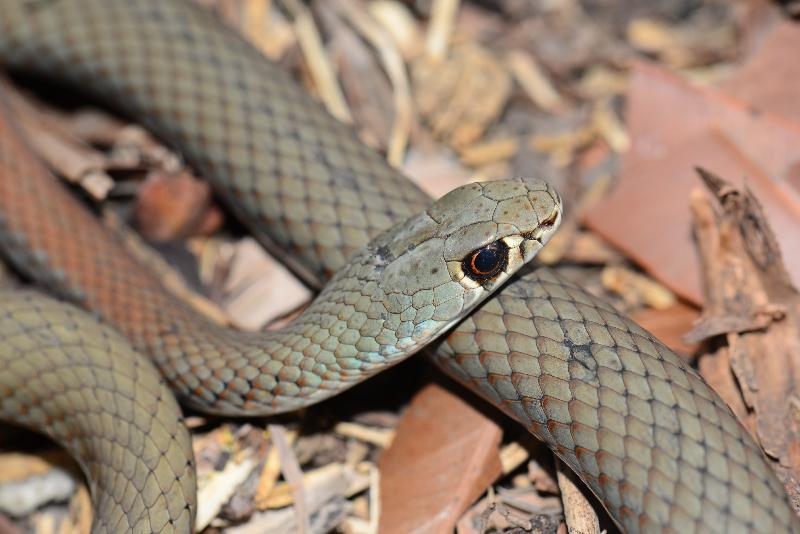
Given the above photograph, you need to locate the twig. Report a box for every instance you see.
[331,0,413,166]
[269,424,310,534]
[556,459,601,534]
[280,0,353,123]
[425,0,460,62]
[368,463,380,534]
[333,422,395,448]
[506,50,566,114]
[498,442,529,475]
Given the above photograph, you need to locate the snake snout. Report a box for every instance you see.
[517,180,563,251]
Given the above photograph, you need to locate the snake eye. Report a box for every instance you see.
[462,240,509,281]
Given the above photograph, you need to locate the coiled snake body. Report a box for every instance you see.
[0,1,796,533]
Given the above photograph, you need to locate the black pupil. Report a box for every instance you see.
[463,240,508,281]
[473,246,500,274]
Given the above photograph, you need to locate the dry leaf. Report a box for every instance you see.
[584,62,800,304]
[378,384,503,534]
[630,301,700,356]
[135,171,222,241]
[719,20,800,122]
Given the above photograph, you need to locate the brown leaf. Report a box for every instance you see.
[630,300,700,356]
[135,171,223,241]
[720,21,800,125]
[584,61,800,304]
[378,384,503,534]
[212,238,312,331]
[0,513,21,534]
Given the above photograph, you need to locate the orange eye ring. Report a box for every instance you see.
[462,240,508,281]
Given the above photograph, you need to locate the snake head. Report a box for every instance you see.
[433,178,562,293]
[370,178,562,351]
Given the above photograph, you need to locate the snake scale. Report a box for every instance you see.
[0,1,795,533]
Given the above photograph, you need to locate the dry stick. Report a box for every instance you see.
[269,424,310,534]
[255,440,285,509]
[592,99,629,153]
[555,459,601,534]
[244,0,270,52]
[280,0,353,124]
[333,422,394,448]
[195,454,258,531]
[1,78,114,200]
[506,50,566,114]
[425,0,460,62]
[243,0,297,60]
[686,168,800,506]
[498,442,529,475]
[368,464,381,534]
[331,0,413,167]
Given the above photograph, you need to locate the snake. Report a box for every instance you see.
[0,1,795,533]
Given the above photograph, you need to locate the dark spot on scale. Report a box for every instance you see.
[376,245,393,263]
[430,268,439,274]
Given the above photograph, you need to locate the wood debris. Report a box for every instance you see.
[328,0,413,166]
[601,265,676,310]
[506,49,566,114]
[333,423,394,449]
[367,1,422,60]
[412,44,512,149]
[281,0,353,123]
[200,237,311,331]
[0,454,77,519]
[688,169,800,506]
[425,0,460,62]
[556,460,600,534]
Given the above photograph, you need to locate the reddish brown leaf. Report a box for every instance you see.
[378,384,502,534]
[630,300,700,356]
[720,21,800,126]
[135,171,223,241]
[584,62,800,304]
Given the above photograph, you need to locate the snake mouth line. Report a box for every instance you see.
[521,208,561,244]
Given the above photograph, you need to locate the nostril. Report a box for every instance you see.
[539,211,559,229]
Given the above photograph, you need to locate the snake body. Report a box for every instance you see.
[0,1,796,532]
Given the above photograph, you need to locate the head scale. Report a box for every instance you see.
[371,178,562,348]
